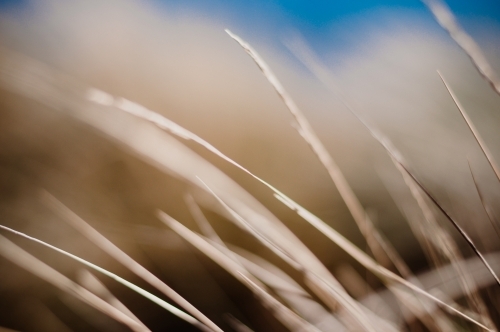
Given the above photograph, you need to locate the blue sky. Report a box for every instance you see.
[2,1,499,28]
[157,0,500,27]
[0,0,498,53]
[146,0,500,57]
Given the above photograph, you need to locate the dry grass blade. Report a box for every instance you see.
[238,273,322,332]
[184,195,347,331]
[185,193,224,246]
[0,224,193,329]
[225,29,390,270]
[273,193,492,331]
[467,160,500,241]
[395,161,500,288]
[91,82,386,330]
[78,269,144,326]
[41,191,221,332]
[196,178,389,332]
[225,31,430,330]
[0,233,149,332]
[86,87,260,182]
[363,252,500,323]
[158,211,253,283]
[226,33,454,330]
[340,102,500,291]
[283,36,471,331]
[88,79,356,325]
[195,177,302,270]
[438,72,500,181]
[394,161,496,327]
[377,170,445,271]
[356,118,499,328]
[157,211,322,332]
[225,314,255,332]
[86,57,396,332]
[230,247,348,332]
[423,0,500,96]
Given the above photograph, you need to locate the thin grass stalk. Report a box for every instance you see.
[158,211,323,332]
[41,191,222,332]
[225,28,396,272]
[224,31,457,331]
[273,192,492,331]
[0,233,149,332]
[85,49,490,329]
[0,224,199,329]
[438,72,500,181]
[358,121,498,327]
[395,160,500,287]
[229,247,348,332]
[184,195,348,331]
[467,160,500,240]
[284,37,497,302]
[284,35,476,331]
[199,175,485,331]
[238,273,322,332]
[87,87,381,330]
[423,0,500,96]
[195,178,388,332]
[185,194,225,246]
[378,171,446,271]
[78,269,144,325]
[106,83,492,329]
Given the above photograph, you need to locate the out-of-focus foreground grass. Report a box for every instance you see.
[0,0,499,331]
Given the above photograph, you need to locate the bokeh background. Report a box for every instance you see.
[0,0,499,331]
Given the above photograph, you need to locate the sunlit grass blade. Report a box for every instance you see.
[438,72,500,181]
[273,192,493,331]
[226,28,396,271]
[41,191,222,332]
[228,246,348,332]
[238,273,323,332]
[0,224,200,330]
[251,31,496,328]
[185,193,224,246]
[157,211,324,332]
[184,194,348,331]
[195,178,387,332]
[230,30,461,330]
[78,269,144,326]
[88,83,380,330]
[351,115,498,326]
[423,0,500,96]
[0,232,149,332]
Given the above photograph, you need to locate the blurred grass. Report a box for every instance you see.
[0,0,499,331]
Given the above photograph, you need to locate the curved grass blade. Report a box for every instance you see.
[273,193,492,331]
[41,191,222,332]
[78,269,145,326]
[467,159,500,241]
[225,29,394,271]
[0,233,150,332]
[158,211,323,332]
[438,72,500,182]
[393,161,500,288]
[0,224,201,329]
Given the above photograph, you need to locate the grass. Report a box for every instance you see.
[0,0,499,331]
